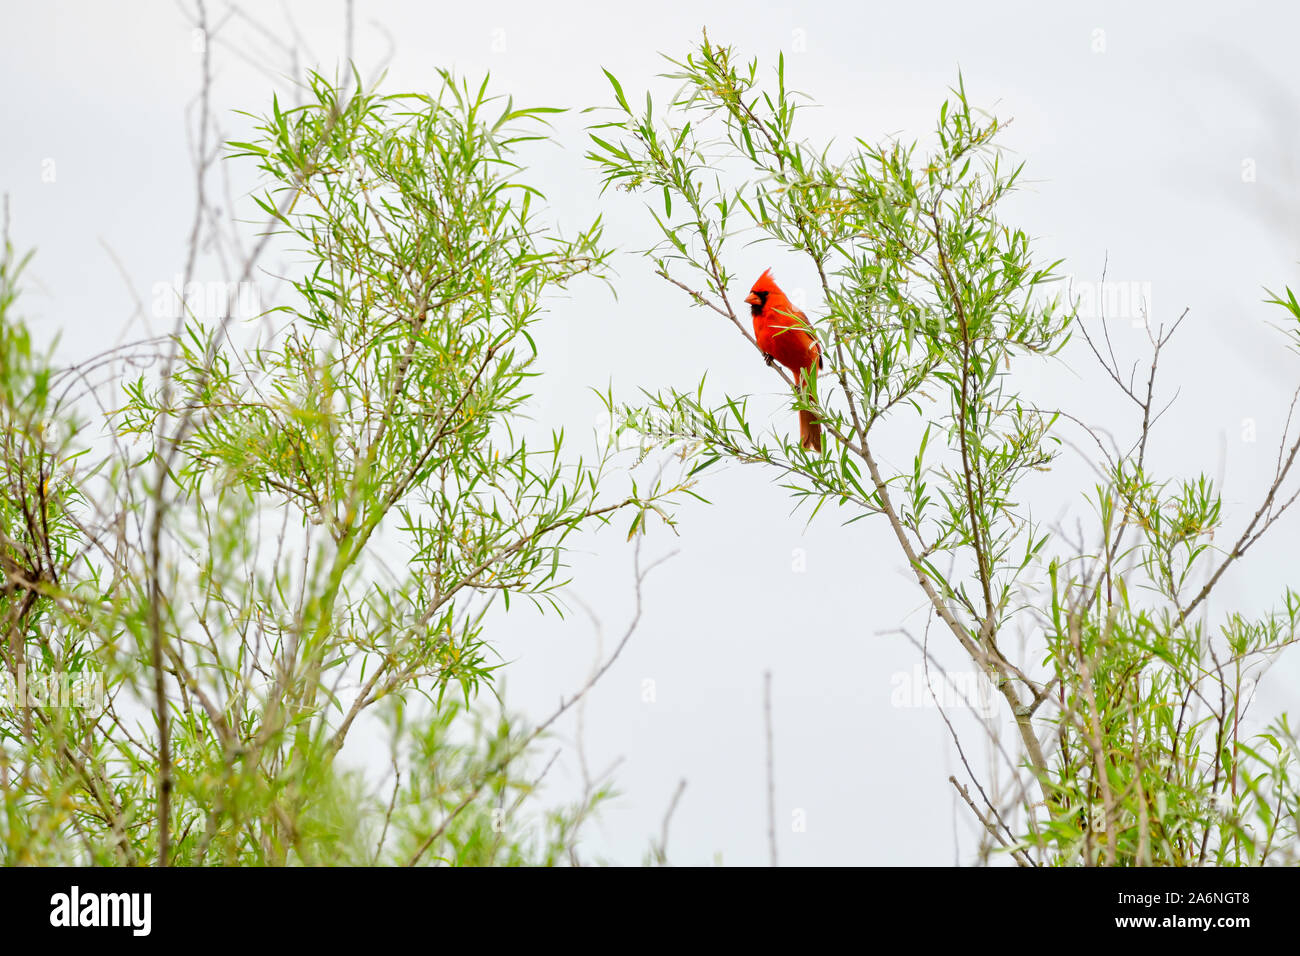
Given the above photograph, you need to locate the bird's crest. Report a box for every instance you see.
[750,268,780,294]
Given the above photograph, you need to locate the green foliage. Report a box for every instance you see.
[596,34,1300,866]
[6,34,1297,869]
[0,71,675,866]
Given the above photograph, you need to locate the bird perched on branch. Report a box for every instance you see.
[745,269,823,452]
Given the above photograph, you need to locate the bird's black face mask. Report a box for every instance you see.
[748,289,769,317]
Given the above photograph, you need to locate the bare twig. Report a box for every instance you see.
[764,669,778,867]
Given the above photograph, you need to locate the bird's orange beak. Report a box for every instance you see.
[744,292,760,307]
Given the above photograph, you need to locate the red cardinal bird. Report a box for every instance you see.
[745,269,823,452]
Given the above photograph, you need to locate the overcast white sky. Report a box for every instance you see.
[3,0,1299,865]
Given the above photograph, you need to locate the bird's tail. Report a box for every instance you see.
[797,366,823,453]
[799,408,822,453]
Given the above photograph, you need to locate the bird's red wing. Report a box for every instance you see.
[792,307,823,369]
[790,308,823,450]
